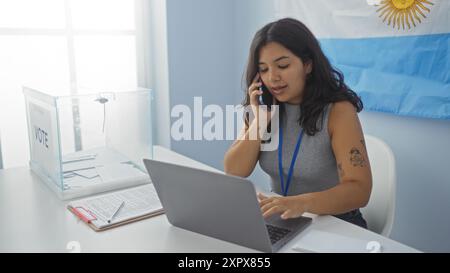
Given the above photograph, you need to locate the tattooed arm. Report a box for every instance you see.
[259,101,372,219]
[306,101,372,215]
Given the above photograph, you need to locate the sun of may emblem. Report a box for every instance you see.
[376,0,434,29]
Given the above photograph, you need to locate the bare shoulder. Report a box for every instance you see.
[328,101,359,137]
[330,101,357,116]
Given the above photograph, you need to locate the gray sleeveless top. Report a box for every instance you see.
[259,102,339,196]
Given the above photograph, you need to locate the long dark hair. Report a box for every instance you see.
[242,18,363,136]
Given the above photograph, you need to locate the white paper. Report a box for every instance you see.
[292,229,378,253]
[69,183,163,228]
[29,103,59,180]
[62,160,101,173]
[72,168,99,179]
[62,153,97,163]
[63,175,103,189]
[64,168,99,179]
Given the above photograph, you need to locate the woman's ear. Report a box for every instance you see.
[305,60,313,75]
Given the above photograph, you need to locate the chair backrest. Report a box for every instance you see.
[360,134,396,237]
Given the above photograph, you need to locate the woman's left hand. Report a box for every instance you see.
[257,193,310,219]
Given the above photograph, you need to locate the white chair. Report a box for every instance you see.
[360,134,396,237]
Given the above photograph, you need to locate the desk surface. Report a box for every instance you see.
[0,146,419,253]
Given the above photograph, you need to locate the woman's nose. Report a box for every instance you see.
[269,71,281,83]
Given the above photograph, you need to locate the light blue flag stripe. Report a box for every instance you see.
[319,33,450,119]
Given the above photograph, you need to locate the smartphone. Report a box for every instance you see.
[257,77,273,136]
[258,77,273,110]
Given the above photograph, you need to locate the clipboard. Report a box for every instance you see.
[67,183,164,232]
[68,205,164,232]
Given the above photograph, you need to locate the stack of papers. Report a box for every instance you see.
[62,147,148,190]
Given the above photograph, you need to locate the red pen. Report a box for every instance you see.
[72,207,96,223]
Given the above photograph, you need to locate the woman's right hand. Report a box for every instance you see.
[247,74,276,127]
[248,74,264,108]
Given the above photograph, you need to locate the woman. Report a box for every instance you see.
[223,18,372,228]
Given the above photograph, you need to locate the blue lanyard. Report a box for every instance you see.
[278,123,304,196]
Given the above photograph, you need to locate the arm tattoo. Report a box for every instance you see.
[350,147,367,167]
[337,163,345,178]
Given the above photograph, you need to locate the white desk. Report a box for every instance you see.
[0,146,419,253]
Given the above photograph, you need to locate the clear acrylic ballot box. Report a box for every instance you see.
[23,86,153,200]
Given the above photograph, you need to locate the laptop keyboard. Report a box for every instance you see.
[266,224,291,245]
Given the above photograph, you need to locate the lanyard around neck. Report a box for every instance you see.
[278,122,304,197]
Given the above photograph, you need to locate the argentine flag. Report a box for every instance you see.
[275,0,449,119]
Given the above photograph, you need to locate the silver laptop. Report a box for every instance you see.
[143,158,312,252]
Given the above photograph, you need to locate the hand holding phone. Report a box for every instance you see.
[258,77,273,111]
[246,74,276,136]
